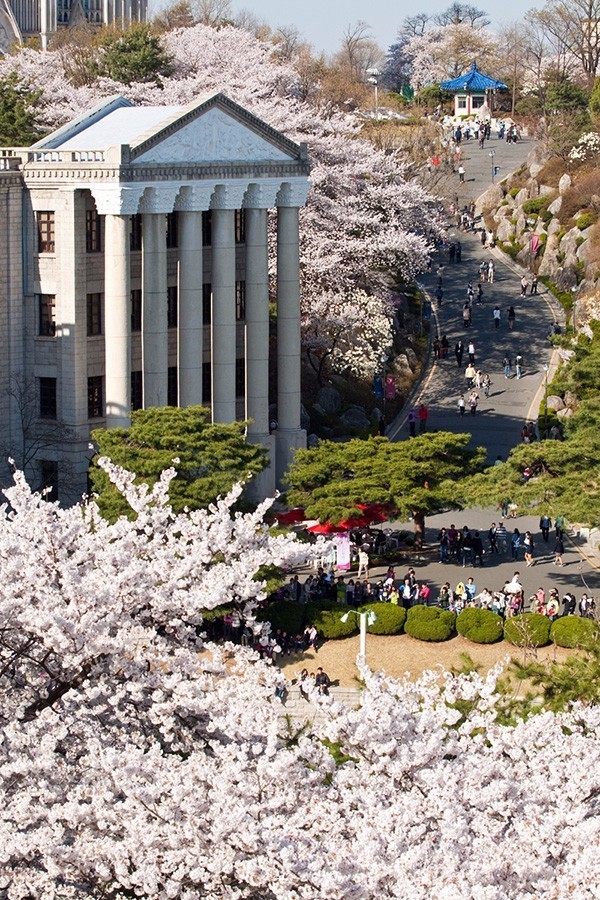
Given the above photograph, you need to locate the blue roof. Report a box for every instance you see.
[440,61,507,92]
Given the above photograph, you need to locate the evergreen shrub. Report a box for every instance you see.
[405,605,456,641]
[358,603,406,634]
[550,615,598,648]
[522,197,550,215]
[576,212,597,230]
[256,600,306,634]
[504,613,551,647]
[456,608,504,644]
[307,603,358,639]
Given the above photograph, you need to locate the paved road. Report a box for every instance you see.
[379,134,600,601]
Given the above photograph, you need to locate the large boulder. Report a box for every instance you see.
[539,184,556,197]
[404,347,419,370]
[554,266,578,291]
[529,163,544,179]
[493,205,513,220]
[515,187,529,205]
[547,217,562,235]
[514,212,528,236]
[546,395,565,411]
[548,196,562,216]
[560,227,582,260]
[496,217,515,242]
[339,405,371,432]
[538,233,561,277]
[564,390,578,409]
[475,183,504,216]
[314,386,342,414]
[558,173,572,195]
[556,406,574,419]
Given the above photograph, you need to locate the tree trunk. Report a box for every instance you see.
[412,509,425,550]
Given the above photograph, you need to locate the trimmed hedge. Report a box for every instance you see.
[256,600,306,634]
[405,604,456,642]
[358,602,407,635]
[550,615,598,648]
[308,604,359,639]
[456,608,504,644]
[504,613,551,647]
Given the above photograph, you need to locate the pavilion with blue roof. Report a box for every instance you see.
[440,61,507,118]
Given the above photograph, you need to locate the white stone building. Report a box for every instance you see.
[0,93,310,503]
[0,0,147,52]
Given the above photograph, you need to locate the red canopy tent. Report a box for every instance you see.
[275,507,306,526]
[306,521,346,534]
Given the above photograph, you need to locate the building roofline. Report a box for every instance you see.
[31,95,136,150]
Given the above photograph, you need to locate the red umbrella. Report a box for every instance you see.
[357,503,389,525]
[275,507,306,525]
[307,521,346,534]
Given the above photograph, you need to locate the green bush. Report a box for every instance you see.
[405,605,456,642]
[522,198,550,215]
[358,603,406,635]
[307,602,358,639]
[550,615,598,648]
[504,613,551,647]
[456,608,504,644]
[576,212,597,230]
[508,187,521,198]
[256,600,306,634]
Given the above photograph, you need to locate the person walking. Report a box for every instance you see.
[463,303,472,327]
[455,241,462,263]
[555,514,565,539]
[479,261,487,282]
[440,334,449,358]
[407,407,418,437]
[503,355,511,378]
[483,373,491,397]
[487,259,495,283]
[495,521,508,552]
[515,353,523,379]
[455,339,464,366]
[493,305,501,328]
[468,341,476,364]
[476,284,484,304]
[488,523,499,554]
[530,274,538,295]
[507,306,516,329]
[458,164,465,183]
[523,531,535,566]
[553,535,565,566]
[435,285,444,306]
[449,243,456,264]
[511,529,521,561]
[469,390,479,415]
[465,363,476,388]
[458,394,465,416]
[539,514,552,542]
[520,275,529,297]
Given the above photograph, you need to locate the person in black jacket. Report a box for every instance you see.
[472,531,484,566]
[315,667,330,695]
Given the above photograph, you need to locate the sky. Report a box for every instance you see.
[224,0,544,56]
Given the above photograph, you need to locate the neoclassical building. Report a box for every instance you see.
[0,93,310,502]
[0,0,147,51]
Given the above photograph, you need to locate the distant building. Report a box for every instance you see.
[0,93,310,503]
[0,0,148,52]
[440,61,507,118]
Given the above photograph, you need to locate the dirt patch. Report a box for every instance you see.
[280,634,574,686]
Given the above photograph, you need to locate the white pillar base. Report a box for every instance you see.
[245,433,276,502]
[275,428,306,489]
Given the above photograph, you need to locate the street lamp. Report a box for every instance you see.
[489,149,496,183]
[366,68,381,120]
[340,609,377,669]
[543,363,549,438]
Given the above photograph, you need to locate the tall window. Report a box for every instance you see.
[131,289,142,332]
[166,212,178,249]
[202,283,212,324]
[37,294,56,336]
[235,209,246,244]
[130,215,142,251]
[167,285,178,328]
[86,209,102,252]
[39,377,57,419]
[168,366,178,407]
[202,362,211,401]
[131,371,143,411]
[236,357,245,398]
[40,460,59,502]
[202,211,212,246]
[236,281,246,320]
[37,211,55,253]
[88,376,104,419]
[87,293,103,336]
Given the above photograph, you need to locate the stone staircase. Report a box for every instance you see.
[278,685,361,724]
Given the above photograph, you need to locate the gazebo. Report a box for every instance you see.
[440,61,507,118]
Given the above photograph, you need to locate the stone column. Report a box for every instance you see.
[142,212,168,408]
[244,200,275,498]
[178,211,203,407]
[275,193,306,485]
[211,203,236,423]
[104,213,131,428]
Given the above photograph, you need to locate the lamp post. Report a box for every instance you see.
[366,68,381,120]
[489,149,496,183]
[340,609,377,669]
[543,362,549,438]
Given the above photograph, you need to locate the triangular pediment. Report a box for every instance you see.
[130,93,301,166]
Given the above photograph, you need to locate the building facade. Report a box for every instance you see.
[0,0,147,51]
[0,93,310,503]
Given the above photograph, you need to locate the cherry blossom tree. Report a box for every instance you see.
[0,458,598,900]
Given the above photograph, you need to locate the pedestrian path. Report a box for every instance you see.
[388,137,563,463]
